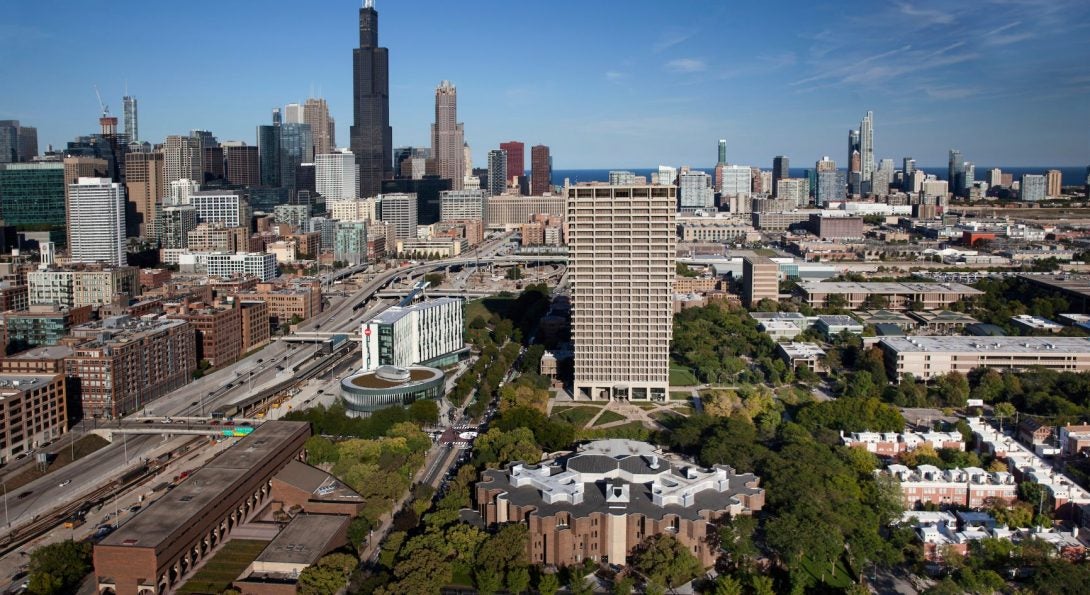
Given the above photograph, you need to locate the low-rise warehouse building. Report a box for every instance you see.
[879,336,1090,380]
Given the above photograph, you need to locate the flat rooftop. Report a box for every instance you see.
[3,345,75,360]
[798,281,982,295]
[880,336,1090,354]
[0,374,57,394]
[368,297,462,325]
[99,421,310,551]
[253,514,349,566]
[778,343,826,358]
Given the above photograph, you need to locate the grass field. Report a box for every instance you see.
[464,297,515,325]
[552,406,601,428]
[576,421,652,442]
[670,391,692,401]
[669,364,699,386]
[176,539,269,594]
[651,409,684,422]
[592,410,626,426]
[799,555,854,589]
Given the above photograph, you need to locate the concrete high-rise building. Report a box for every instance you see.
[1046,169,1062,198]
[816,156,836,173]
[652,165,677,186]
[772,156,789,197]
[568,184,675,401]
[163,135,202,184]
[743,256,779,307]
[222,142,260,187]
[948,149,961,186]
[62,156,109,206]
[956,162,975,197]
[988,168,1004,188]
[872,159,895,197]
[304,98,336,156]
[440,189,486,222]
[350,0,393,198]
[500,141,525,183]
[749,167,764,194]
[67,178,126,267]
[316,151,358,200]
[721,165,752,198]
[1021,174,1046,202]
[168,179,199,205]
[157,205,197,249]
[718,139,727,165]
[379,192,418,245]
[816,170,848,206]
[189,191,249,227]
[431,81,465,191]
[284,103,304,124]
[487,149,507,197]
[122,96,138,143]
[530,145,552,195]
[859,111,875,182]
[123,152,164,238]
[777,178,809,207]
[609,171,637,186]
[334,221,369,265]
[678,171,714,211]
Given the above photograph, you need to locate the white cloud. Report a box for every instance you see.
[666,58,706,73]
[605,71,625,82]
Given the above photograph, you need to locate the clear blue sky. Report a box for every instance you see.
[2,0,1089,169]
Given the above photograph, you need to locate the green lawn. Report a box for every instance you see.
[651,409,684,422]
[669,364,699,386]
[552,406,601,428]
[799,555,854,590]
[576,422,652,442]
[176,539,269,594]
[670,391,693,401]
[464,297,515,326]
[592,410,626,426]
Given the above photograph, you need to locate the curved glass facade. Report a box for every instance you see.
[339,365,444,416]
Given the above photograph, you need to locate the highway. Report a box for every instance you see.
[0,232,519,542]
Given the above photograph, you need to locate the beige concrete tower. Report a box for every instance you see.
[304,98,336,156]
[431,81,465,191]
[568,184,676,401]
[124,151,164,238]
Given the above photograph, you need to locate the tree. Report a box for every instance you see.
[297,565,346,595]
[630,534,703,588]
[750,575,776,595]
[537,571,560,595]
[568,576,595,595]
[424,272,444,287]
[612,576,634,595]
[506,566,531,595]
[27,540,91,595]
[714,576,744,595]
[718,514,758,570]
[475,568,502,595]
[993,402,1016,432]
[407,399,439,425]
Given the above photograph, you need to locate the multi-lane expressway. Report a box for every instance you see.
[0,232,519,540]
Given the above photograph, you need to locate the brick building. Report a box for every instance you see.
[0,373,67,463]
[239,300,270,353]
[166,300,242,367]
[94,422,311,595]
[475,440,763,568]
[65,316,196,418]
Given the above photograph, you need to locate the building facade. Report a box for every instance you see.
[361,297,464,372]
[439,189,486,222]
[475,440,764,568]
[569,185,675,401]
[124,152,165,238]
[67,178,126,267]
[880,336,1090,380]
[742,256,779,307]
[205,253,278,282]
[431,81,465,191]
[0,373,67,463]
[530,145,552,195]
[315,151,358,201]
[66,316,196,418]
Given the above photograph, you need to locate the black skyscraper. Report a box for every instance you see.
[351,0,393,198]
[772,155,789,198]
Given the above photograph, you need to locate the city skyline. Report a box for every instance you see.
[2,0,1089,168]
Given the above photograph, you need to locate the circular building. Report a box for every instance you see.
[340,365,445,416]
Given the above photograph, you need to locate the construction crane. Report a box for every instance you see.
[93,84,110,118]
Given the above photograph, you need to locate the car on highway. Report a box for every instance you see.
[209,420,220,426]
[16,491,31,499]
[58,479,71,488]
[128,505,142,513]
